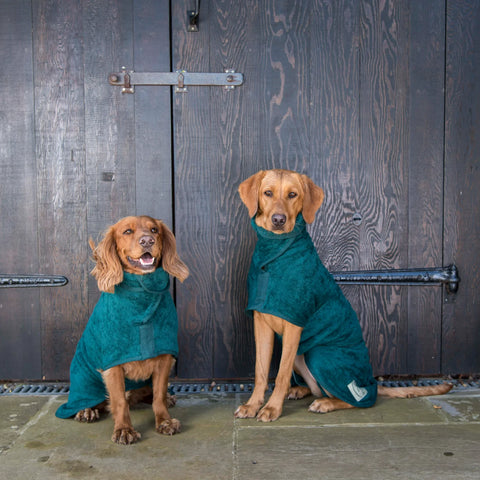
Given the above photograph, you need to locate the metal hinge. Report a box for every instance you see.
[332,264,460,294]
[108,67,244,94]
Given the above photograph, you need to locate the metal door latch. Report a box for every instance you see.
[108,67,243,94]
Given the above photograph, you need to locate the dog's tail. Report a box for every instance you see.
[378,382,453,399]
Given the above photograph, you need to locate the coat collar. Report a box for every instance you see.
[117,267,170,294]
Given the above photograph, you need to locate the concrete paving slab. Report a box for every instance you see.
[0,389,479,480]
[234,423,480,480]
[1,395,237,480]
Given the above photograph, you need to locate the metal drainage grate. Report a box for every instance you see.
[0,383,70,396]
[0,378,478,396]
[377,378,480,390]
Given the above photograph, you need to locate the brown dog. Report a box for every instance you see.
[235,169,452,422]
[56,216,189,444]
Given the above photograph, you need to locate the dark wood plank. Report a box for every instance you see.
[308,0,360,267]
[406,0,445,374]
[172,0,215,378]
[0,0,41,380]
[352,0,412,374]
[33,0,89,379]
[83,0,135,318]
[207,0,254,378]
[134,0,173,225]
[443,0,480,373]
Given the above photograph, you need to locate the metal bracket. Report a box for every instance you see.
[0,274,69,288]
[187,0,200,32]
[332,264,460,294]
[108,67,243,94]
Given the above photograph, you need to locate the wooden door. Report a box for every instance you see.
[0,0,173,380]
[1,0,479,381]
[170,0,480,379]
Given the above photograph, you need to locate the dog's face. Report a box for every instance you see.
[238,169,325,233]
[112,216,163,274]
[90,215,189,293]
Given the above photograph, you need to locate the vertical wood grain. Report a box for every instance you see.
[172,0,215,378]
[33,0,89,379]
[0,0,41,379]
[208,0,255,378]
[134,0,173,225]
[356,0,410,374]
[443,0,480,373]
[83,0,134,314]
[407,0,445,374]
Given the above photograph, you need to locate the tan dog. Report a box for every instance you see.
[235,169,452,422]
[56,216,188,444]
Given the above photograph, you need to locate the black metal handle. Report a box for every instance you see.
[0,275,69,288]
[332,264,459,294]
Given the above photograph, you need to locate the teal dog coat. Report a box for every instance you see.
[56,268,178,419]
[247,214,377,407]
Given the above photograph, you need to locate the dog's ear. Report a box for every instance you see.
[238,170,266,218]
[89,227,124,293]
[158,220,189,283]
[301,174,324,223]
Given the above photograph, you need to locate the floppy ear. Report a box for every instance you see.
[89,226,124,293]
[238,170,266,217]
[158,220,189,283]
[301,174,325,224]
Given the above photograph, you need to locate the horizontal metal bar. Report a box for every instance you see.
[0,274,69,288]
[134,71,243,86]
[331,264,459,294]
[108,69,243,93]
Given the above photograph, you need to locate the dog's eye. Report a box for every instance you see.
[288,192,298,199]
[123,229,133,235]
[264,190,273,197]
[151,227,158,234]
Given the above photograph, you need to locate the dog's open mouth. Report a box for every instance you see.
[127,252,157,271]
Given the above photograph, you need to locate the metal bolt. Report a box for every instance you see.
[352,213,362,225]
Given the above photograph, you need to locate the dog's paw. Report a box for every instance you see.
[287,386,311,400]
[156,418,181,435]
[256,405,282,422]
[166,393,177,408]
[234,404,261,419]
[308,398,335,414]
[111,427,141,445]
[75,408,100,423]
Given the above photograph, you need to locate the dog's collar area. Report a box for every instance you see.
[252,213,306,240]
[118,268,170,294]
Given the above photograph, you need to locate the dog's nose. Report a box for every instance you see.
[139,235,155,247]
[271,214,287,227]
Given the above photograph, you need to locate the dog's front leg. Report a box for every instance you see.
[256,322,303,422]
[235,312,275,419]
[102,366,141,445]
[152,354,181,435]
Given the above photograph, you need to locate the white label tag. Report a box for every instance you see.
[347,380,368,402]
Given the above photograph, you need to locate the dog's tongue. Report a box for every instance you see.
[139,253,154,266]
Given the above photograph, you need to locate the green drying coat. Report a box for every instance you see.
[56,268,178,419]
[247,214,377,407]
